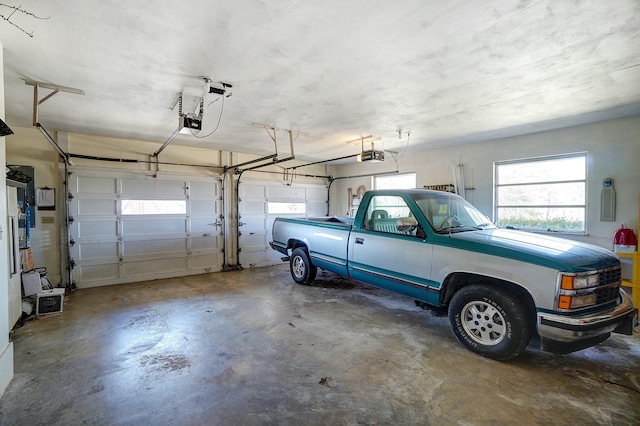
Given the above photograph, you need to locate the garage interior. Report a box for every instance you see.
[0,1,639,424]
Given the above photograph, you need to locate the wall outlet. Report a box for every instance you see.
[42,216,55,224]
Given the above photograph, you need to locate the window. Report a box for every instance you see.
[267,202,306,214]
[375,173,416,190]
[363,195,414,235]
[494,153,586,233]
[121,200,186,215]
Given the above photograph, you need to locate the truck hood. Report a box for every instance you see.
[441,228,619,272]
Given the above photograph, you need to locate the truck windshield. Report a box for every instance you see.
[411,192,497,233]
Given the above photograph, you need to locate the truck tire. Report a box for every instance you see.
[448,284,531,360]
[290,248,317,285]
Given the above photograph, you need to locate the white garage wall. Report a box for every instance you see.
[0,41,13,398]
[330,115,640,251]
[5,127,62,283]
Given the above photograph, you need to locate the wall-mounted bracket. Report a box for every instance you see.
[25,80,85,126]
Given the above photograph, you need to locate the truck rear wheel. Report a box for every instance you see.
[290,248,317,285]
[448,285,531,360]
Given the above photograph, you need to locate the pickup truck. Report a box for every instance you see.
[270,189,637,360]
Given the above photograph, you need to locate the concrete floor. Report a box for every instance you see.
[1,265,639,425]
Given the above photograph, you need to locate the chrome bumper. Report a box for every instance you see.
[538,289,637,343]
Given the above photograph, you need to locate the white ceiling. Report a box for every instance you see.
[1,0,639,162]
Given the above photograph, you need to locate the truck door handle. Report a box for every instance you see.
[355,238,364,245]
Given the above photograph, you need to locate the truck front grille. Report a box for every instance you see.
[599,266,621,287]
[596,265,622,305]
[595,285,620,305]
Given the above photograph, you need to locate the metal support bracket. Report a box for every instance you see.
[25,80,85,126]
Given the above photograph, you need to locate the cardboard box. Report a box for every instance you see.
[20,248,34,271]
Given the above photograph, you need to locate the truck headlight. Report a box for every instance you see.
[560,273,599,290]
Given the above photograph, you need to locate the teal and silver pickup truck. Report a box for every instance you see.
[270,189,637,360]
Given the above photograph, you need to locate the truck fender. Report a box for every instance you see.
[439,272,537,327]
[287,238,310,253]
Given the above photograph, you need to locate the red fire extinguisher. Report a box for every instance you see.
[613,224,637,253]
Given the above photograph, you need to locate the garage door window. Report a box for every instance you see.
[494,153,586,233]
[267,202,306,214]
[122,200,186,215]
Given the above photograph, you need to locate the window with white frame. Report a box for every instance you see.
[494,153,586,233]
[121,200,186,215]
[267,202,306,214]
[375,173,416,190]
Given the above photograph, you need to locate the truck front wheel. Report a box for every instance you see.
[290,248,317,285]
[448,285,531,360]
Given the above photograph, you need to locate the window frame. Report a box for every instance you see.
[374,172,416,190]
[121,199,187,215]
[493,152,588,234]
[267,202,306,215]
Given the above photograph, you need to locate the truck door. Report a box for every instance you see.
[348,194,438,304]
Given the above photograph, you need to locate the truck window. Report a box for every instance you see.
[363,195,415,235]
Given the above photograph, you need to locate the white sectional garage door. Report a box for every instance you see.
[238,181,328,268]
[68,169,223,288]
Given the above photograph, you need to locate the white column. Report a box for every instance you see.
[0,42,15,397]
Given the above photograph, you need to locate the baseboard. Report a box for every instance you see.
[0,341,14,398]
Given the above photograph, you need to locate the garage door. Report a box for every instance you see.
[68,169,223,288]
[238,181,328,268]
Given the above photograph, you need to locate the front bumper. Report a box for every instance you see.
[537,289,638,354]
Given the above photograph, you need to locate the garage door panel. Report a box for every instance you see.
[191,236,220,251]
[76,177,117,194]
[241,250,268,267]
[240,233,266,249]
[76,263,119,283]
[306,187,327,200]
[307,202,327,216]
[191,200,217,216]
[188,254,223,270]
[154,180,186,195]
[190,181,220,197]
[241,201,266,215]
[239,217,266,232]
[123,258,187,277]
[241,185,265,198]
[124,239,186,257]
[191,218,220,234]
[77,199,117,216]
[122,219,185,235]
[266,186,305,199]
[78,221,118,239]
[78,242,119,260]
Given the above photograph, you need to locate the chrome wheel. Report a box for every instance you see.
[289,248,317,285]
[292,255,305,279]
[460,300,506,346]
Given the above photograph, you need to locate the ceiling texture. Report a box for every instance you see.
[0,0,639,162]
